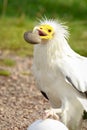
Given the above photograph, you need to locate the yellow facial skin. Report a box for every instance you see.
[38,24,54,40]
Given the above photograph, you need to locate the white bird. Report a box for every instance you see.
[24,18,87,130]
[27,119,69,130]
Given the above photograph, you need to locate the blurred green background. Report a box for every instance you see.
[0,0,87,56]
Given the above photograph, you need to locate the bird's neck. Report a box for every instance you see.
[54,37,75,57]
[47,37,75,59]
[33,44,51,68]
[33,37,75,67]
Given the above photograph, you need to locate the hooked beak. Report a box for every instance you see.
[33,26,49,40]
[38,29,47,37]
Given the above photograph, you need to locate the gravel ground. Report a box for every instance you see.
[0,52,87,130]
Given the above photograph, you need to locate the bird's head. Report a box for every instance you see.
[24,19,68,45]
[33,24,54,40]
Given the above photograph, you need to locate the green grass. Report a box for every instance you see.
[0,69,11,76]
[0,16,34,56]
[0,17,87,57]
[68,21,87,56]
[0,58,16,66]
[0,0,87,20]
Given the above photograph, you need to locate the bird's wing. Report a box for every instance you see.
[56,55,87,93]
[40,91,49,100]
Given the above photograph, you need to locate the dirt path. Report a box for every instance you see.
[0,52,49,130]
[0,52,87,130]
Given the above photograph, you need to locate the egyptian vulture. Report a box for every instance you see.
[27,119,68,130]
[24,19,87,130]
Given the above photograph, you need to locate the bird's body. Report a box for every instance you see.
[24,19,87,130]
[32,35,87,130]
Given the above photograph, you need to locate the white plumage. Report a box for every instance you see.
[27,119,68,130]
[28,19,87,130]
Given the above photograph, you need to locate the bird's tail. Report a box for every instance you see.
[77,97,87,111]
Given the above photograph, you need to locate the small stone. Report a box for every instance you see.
[24,31,41,44]
[14,127,19,130]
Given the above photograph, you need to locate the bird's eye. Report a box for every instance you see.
[48,29,51,32]
[40,27,43,29]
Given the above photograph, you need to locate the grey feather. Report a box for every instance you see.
[66,76,87,97]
